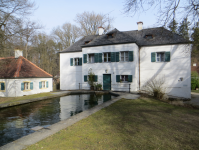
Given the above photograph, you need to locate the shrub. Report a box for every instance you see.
[141,75,167,99]
[191,71,199,90]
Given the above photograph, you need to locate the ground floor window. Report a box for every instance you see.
[21,81,33,91]
[116,75,132,82]
[39,81,49,89]
[0,82,5,91]
[121,75,128,82]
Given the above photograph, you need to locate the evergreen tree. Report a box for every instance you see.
[178,17,190,40]
[192,27,199,51]
[168,19,178,33]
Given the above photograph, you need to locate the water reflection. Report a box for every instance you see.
[0,94,114,147]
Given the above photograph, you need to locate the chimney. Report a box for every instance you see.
[15,49,23,58]
[137,22,143,31]
[98,27,104,35]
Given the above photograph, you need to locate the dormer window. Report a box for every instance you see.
[145,34,153,39]
[107,34,113,38]
[85,41,91,44]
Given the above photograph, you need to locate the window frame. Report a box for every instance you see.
[120,75,129,82]
[74,57,80,66]
[40,80,48,89]
[23,81,31,91]
[156,52,165,62]
[88,53,95,63]
[0,81,5,92]
[103,52,111,63]
[120,51,129,62]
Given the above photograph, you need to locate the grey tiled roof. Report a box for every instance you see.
[60,27,190,53]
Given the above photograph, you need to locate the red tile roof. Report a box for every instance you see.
[0,56,53,78]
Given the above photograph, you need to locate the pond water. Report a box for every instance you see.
[0,93,115,147]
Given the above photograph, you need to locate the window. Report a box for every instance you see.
[88,54,94,63]
[39,81,48,89]
[116,75,132,82]
[120,52,129,62]
[21,81,33,91]
[156,52,165,62]
[0,82,5,91]
[121,75,128,82]
[74,58,79,66]
[151,52,170,62]
[103,53,111,62]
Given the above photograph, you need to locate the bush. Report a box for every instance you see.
[141,75,167,99]
[191,71,199,90]
[94,83,102,90]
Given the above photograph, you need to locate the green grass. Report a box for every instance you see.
[191,90,199,93]
[0,92,54,105]
[26,97,199,150]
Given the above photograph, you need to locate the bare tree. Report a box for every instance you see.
[75,11,114,36]
[124,0,199,26]
[52,23,80,50]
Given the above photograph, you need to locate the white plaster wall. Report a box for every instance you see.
[60,52,82,90]
[140,44,191,98]
[82,43,139,92]
[0,78,53,97]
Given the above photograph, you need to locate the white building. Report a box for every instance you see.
[0,50,53,97]
[60,22,191,99]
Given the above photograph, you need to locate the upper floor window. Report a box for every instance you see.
[120,51,129,62]
[156,52,165,62]
[151,52,170,62]
[88,54,94,63]
[103,53,111,62]
[74,58,80,66]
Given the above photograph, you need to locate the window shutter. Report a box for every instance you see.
[79,57,82,65]
[94,75,98,82]
[129,51,134,61]
[116,52,119,62]
[84,75,87,82]
[21,83,24,91]
[1,83,5,90]
[30,82,33,90]
[39,82,42,89]
[165,52,170,62]
[83,54,87,63]
[46,81,49,88]
[94,53,99,63]
[151,52,156,62]
[98,53,102,62]
[128,75,133,82]
[111,52,116,62]
[116,75,120,82]
[70,58,73,66]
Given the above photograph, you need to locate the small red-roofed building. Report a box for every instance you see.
[0,50,53,97]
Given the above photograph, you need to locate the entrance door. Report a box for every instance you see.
[103,74,111,90]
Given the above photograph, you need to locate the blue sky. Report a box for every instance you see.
[30,0,158,34]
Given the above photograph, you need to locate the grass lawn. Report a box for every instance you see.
[0,92,54,105]
[26,97,199,150]
[191,90,199,93]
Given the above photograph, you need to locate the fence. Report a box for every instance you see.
[78,83,131,93]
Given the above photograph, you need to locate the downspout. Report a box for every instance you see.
[139,46,141,91]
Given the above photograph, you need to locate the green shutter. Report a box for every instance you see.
[39,82,42,89]
[83,54,87,63]
[128,75,132,82]
[94,75,98,82]
[70,58,73,66]
[129,51,133,61]
[94,53,99,63]
[84,75,87,82]
[151,52,156,62]
[116,75,120,82]
[79,58,82,65]
[111,52,116,62]
[99,53,102,63]
[1,83,5,90]
[30,82,33,90]
[116,52,119,62]
[165,51,170,62]
[21,83,24,91]
[46,81,49,88]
